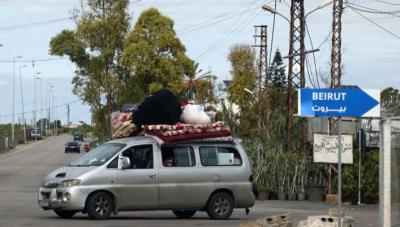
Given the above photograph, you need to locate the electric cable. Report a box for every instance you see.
[0,17,73,31]
[347,2,400,17]
[196,11,262,60]
[305,22,320,88]
[195,6,254,60]
[305,55,317,88]
[177,5,262,35]
[0,57,67,63]
[268,0,278,69]
[371,0,400,6]
[0,100,82,119]
[178,0,263,33]
[349,7,400,40]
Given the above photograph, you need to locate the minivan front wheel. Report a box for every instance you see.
[86,192,113,220]
[172,210,196,219]
[206,192,234,219]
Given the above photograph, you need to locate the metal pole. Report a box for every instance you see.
[40,78,43,137]
[19,66,26,144]
[34,75,37,141]
[338,117,342,227]
[48,86,52,136]
[12,58,15,145]
[45,84,48,136]
[12,56,22,145]
[358,128,362,205]
[54,96,57,136]
[379,119,391,226]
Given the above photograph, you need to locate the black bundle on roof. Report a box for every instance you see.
[132,89,182,126]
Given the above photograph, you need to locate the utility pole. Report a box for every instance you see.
[19,65,27,144]
[67,104,70,127]
[330,1,344,226]
[252,25,269,133]
[331,0,343,89]
[286,0,306,152]
[253,25,269,91]
[39,77,43,137]
[12,56,22,145]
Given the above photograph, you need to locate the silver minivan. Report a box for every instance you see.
[38,136,255,220]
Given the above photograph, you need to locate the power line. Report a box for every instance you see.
[347,2,400,17]
[0,100,82,119]
[268,0,278,69]
[371,0,400,6]
[195,7,255,59]
[177,5,261,35]
[349,7,400,40]
[0,17,73,31]
[0,57,67,63]
[195,11,261,60]
[178,0,263,33]
[305,22,320,88]
[305,55,317,88]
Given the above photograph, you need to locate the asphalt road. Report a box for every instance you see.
[0,135,379,227]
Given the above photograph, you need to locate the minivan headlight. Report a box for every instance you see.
[60,179,81,187]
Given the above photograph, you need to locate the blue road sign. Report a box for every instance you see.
[298,88,380,117]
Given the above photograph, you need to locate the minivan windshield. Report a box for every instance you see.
[69,143,126,167]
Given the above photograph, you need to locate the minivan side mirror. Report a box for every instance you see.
[119,157,131,169]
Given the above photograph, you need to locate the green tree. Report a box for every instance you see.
[227,44,257,135]
[49,0,130,140]
[269,49,287,88]
[381,87,400,116]
[122,8,194,97]
[193,79,215,103]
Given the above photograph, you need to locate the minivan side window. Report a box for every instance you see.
[121,145,153,169]
[199,147,242,166]
[161,146,195,167]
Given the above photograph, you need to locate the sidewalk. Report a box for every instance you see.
[251,200,378,226]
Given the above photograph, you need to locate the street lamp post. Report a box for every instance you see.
[53,95,57,136]
[48,85,53,135]
[34,72,41,140]
[12,55,22,145]
[19,65,27,144]
[38,77,43,137]
[262,1,333,21]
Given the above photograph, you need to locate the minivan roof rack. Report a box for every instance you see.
[146,135,236,146]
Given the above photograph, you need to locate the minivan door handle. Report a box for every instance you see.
[149,174,156,179]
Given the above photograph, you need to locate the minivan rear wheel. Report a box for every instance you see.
[54,210,76,218]
[206,192,233,220]
[86,192,113,220]
[172,210,196,218]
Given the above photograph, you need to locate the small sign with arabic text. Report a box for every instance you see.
[313,133,353,164]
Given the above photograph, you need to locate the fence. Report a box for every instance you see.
[380,118,400,226]
[0,129,30,153]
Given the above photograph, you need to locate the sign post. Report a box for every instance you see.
[298,88,380,226]
[338,117,342,224]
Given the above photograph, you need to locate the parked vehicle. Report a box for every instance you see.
[31,129,42,140]
[38,136,255,220]
[83,143,91,152]
[65,142,80,153]
[73,130,83,141]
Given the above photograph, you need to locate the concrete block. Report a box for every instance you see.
[297,215,354,227]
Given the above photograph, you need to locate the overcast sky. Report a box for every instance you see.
[0,0,398,125]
